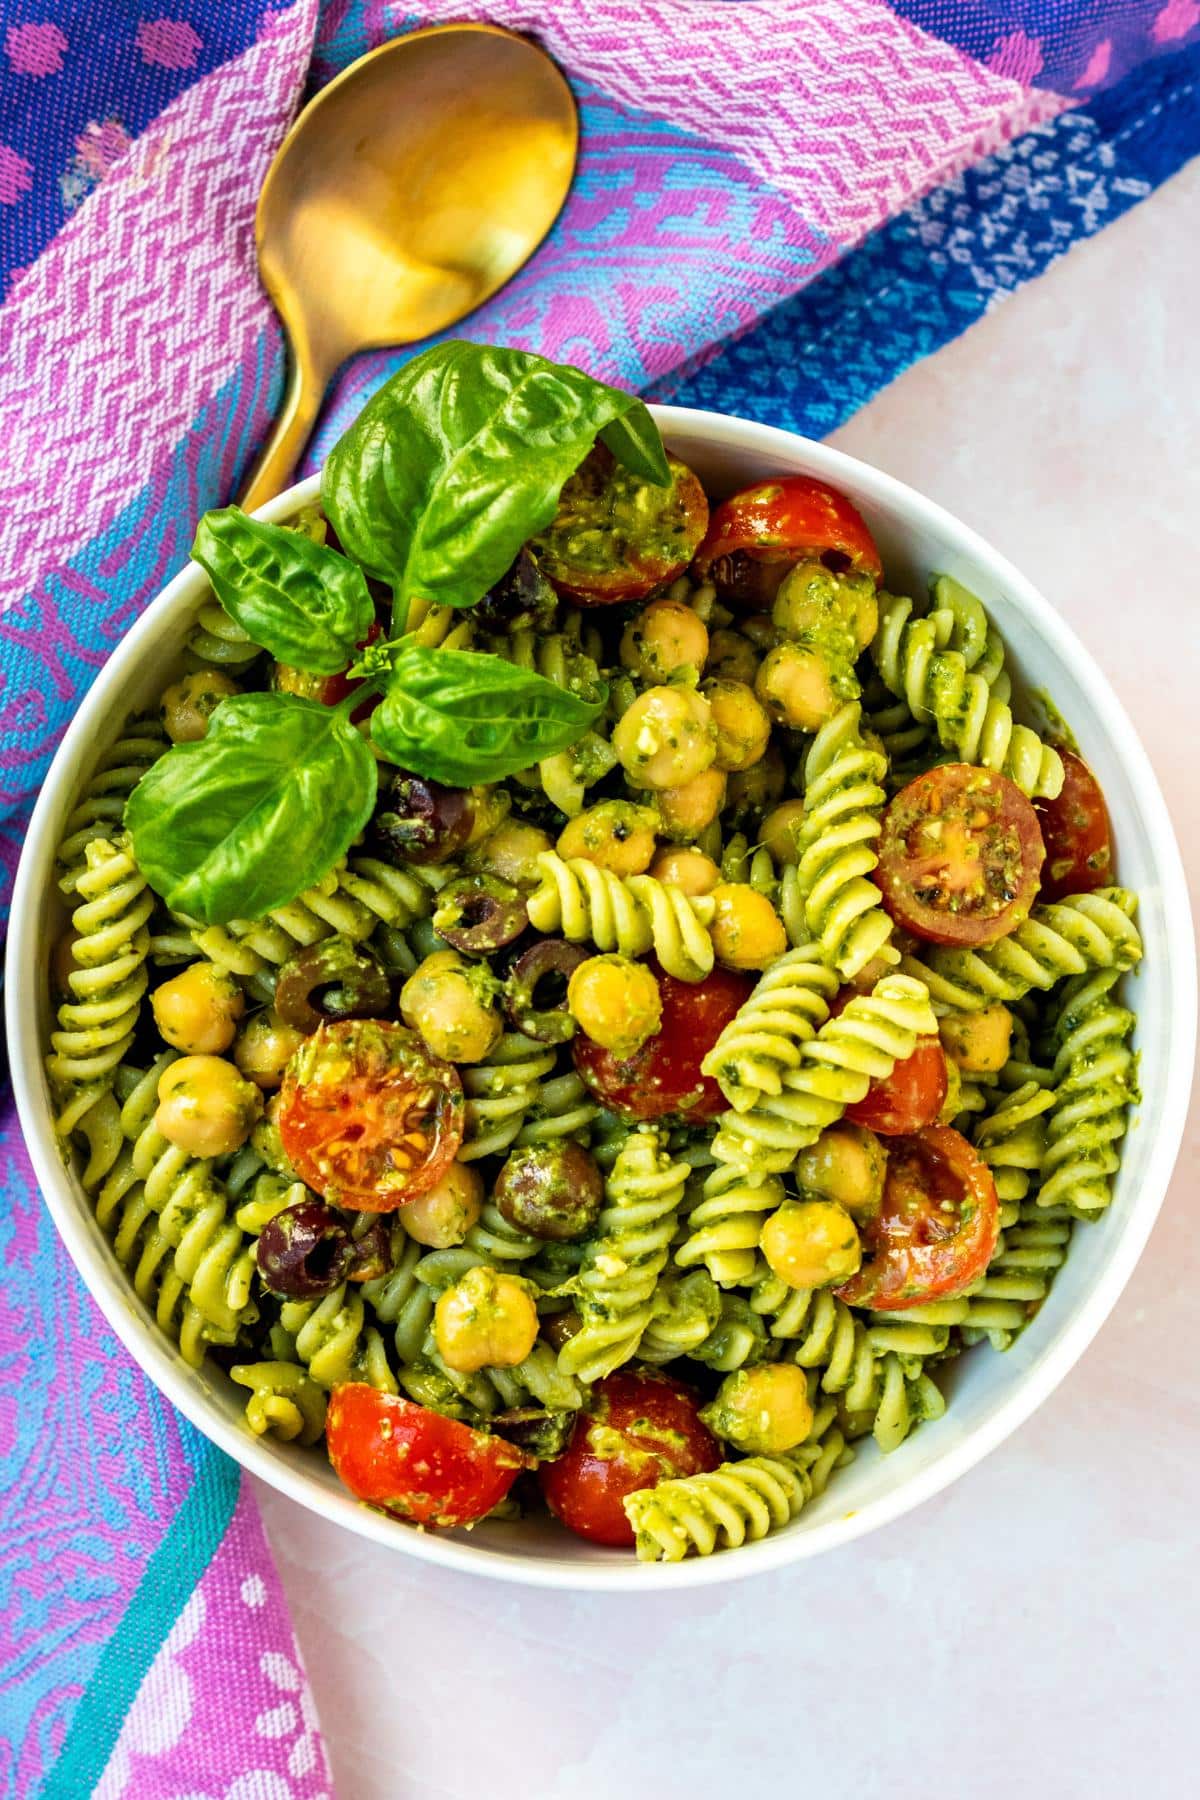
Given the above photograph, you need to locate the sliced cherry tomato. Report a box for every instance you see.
[836,1124,999,1311]
[875,764,1045,948]
[573,961,753,1121]
[279,1019,463,1211]
[846,1035,948,1136]
[326,1385,530,1527]
[538,1371,720,1547]
[1035,750,1113,903]
[694,474,883,606]
[532,445,709,605]
[274,618,383,720]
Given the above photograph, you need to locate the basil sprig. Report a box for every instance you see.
[373,644,606,787]
[322,341,669,615]
[127,342,667,926]
[126,694,377,924]
[191,506,374,674]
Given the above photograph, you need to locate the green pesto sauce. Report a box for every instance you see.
[535,454,695,575]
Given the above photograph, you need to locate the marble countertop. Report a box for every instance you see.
[254,156,1200,1800]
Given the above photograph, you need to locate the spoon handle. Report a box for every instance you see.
[239,349,329,514]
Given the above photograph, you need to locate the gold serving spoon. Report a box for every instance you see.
[240,23,578,511]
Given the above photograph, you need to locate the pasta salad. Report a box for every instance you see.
[44,343,1141,1563]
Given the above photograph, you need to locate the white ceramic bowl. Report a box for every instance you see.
[8,408,1195,1589]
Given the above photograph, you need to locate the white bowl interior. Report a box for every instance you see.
[7,409,1194,1589]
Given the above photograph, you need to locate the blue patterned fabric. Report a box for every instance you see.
[653,40,1200,436]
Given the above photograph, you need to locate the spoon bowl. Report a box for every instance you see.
[242,24,578,509]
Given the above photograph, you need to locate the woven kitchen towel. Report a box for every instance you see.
[2,3,1198,1794]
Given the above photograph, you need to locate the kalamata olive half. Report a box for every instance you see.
[473,546,557,630]
[433,875,528,954]
[274,936,391,1034]
[371,770,473,866]
[494,1141,604,1242]
[256,1201,355,1298]
[491,1407,576,1462]
[504,939,588,1043]
[347,1216,393,1283]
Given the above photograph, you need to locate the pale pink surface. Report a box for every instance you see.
[255,158,1200,1800]
[416,0,1070,239]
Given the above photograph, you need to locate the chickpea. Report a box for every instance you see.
[760,798,808,865]
[557,800,658,876]
[401,1161,484,1249]
[701,678,772,773]
[940,1004,1013,1074]
[725,744,786,823]
[620,598,709,682]
[709,883,787,971]
[434,1265,540,1373]
[233,1008,305,1089]
[761,1199,862,1290]
[793,1124,887,1224]
[612,685,716,791]
[771,561,842,637]
[468,819,554,888]
[494,1141,604,1241]
[705,628,760,686]
[649,848,721,896]
[400,951,502,1064]
[160,670,239,743]
[756,642,839,732]
[701,1363,814,1455]
[567,954,662,1056]
[156,1055,262,1158]
[151,962,244,1055]
[656,768,727,840]
[740,612,781,653]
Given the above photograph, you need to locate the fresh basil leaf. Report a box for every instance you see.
[371,643,607,787]
[322,340,670,612]
[126,693,377,925]
[191,506,374,675]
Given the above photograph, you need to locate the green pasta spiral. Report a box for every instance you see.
[792,702,897,979]
[558,1125,687,1382]
[230,1361,328,1445]
[871,591,1063,798]
[973,1079,1056,1216]
[701,943,838,1109]
[527,852,716,981]
[713,973,939,1173]
[47,836,154,1132]
[675,1163,785,1288]
[1039,968,1139,1218]
[901,888,1142,1013]
[457,1034,558,1161]
[56,718,167,894]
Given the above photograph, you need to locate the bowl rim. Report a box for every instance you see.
[7,405,1195,1590]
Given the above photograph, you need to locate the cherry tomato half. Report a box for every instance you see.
[274,618,383,720]
[573,961,753,1121]
[532,445,709,605]
[875,764,1045,948]
[694,474,883,607]
[1035,750,1114,903]
[836,1125,998,1311]
[279,1019,463,1211]
[845,1034,948,1136]
[327,1385,530,1527]
[538,1371,720,1547]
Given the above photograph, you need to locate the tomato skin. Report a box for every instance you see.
[279,1019,463,1211]
[534,449,709,606]
[846,1034,948,1136]
[694,474,883,598]
[538,1371,720,1546]
[836,1125,999,1311]
[875,764,1045,948]
[573,962,753,1121]
[1035,750,1113,903]
[326,1385,530,1527]
[274,619,383,720]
